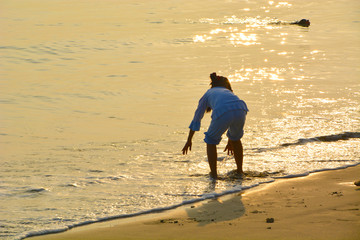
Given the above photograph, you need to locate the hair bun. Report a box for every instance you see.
[210,72,217,82]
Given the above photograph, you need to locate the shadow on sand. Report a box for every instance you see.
[185,193,245,226]
[185,173,246,226]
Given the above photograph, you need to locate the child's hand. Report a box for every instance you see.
[224,142,234,155]
[182,141,192,155]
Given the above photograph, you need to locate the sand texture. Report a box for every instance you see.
[30,165,360,240]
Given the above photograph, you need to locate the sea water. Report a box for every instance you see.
[0,0,359,239]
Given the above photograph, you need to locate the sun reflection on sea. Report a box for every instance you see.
[228,67,286,82]
[191,13,327,93]
[193,35,212,43]
[193,26,260,46]
[228,32,259,46]
[192,15,298,46]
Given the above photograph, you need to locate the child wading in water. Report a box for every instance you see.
[182,73,249,179]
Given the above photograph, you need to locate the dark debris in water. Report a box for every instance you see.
[88,169,104,173]
[25,188,47,193]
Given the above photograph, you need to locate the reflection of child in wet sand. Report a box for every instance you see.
[182,73,249,179]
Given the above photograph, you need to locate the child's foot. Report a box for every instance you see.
[236,169,244,174]
[236,170,245,178]
[209,172,218,180]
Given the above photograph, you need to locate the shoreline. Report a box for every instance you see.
[28,164,360,240]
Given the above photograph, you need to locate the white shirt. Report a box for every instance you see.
[189,87,249,131]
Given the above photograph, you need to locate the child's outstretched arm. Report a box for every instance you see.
[182,129,195,155]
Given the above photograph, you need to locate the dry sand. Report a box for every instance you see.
[30,165,360,240]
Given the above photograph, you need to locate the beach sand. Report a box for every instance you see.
[30,165,360,240]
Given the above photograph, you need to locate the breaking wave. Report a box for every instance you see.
[250,132,360,153]
[280,132,360,147]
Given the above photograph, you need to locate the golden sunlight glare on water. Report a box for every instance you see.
[228,67,286,82]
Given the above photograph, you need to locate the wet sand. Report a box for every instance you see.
[30,165,360,240]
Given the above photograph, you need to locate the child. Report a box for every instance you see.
[182,73,249,179]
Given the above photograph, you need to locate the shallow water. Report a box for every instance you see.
[0,0,359,239]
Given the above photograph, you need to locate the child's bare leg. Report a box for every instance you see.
[206,143,218,179]
[230,140,244,174]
